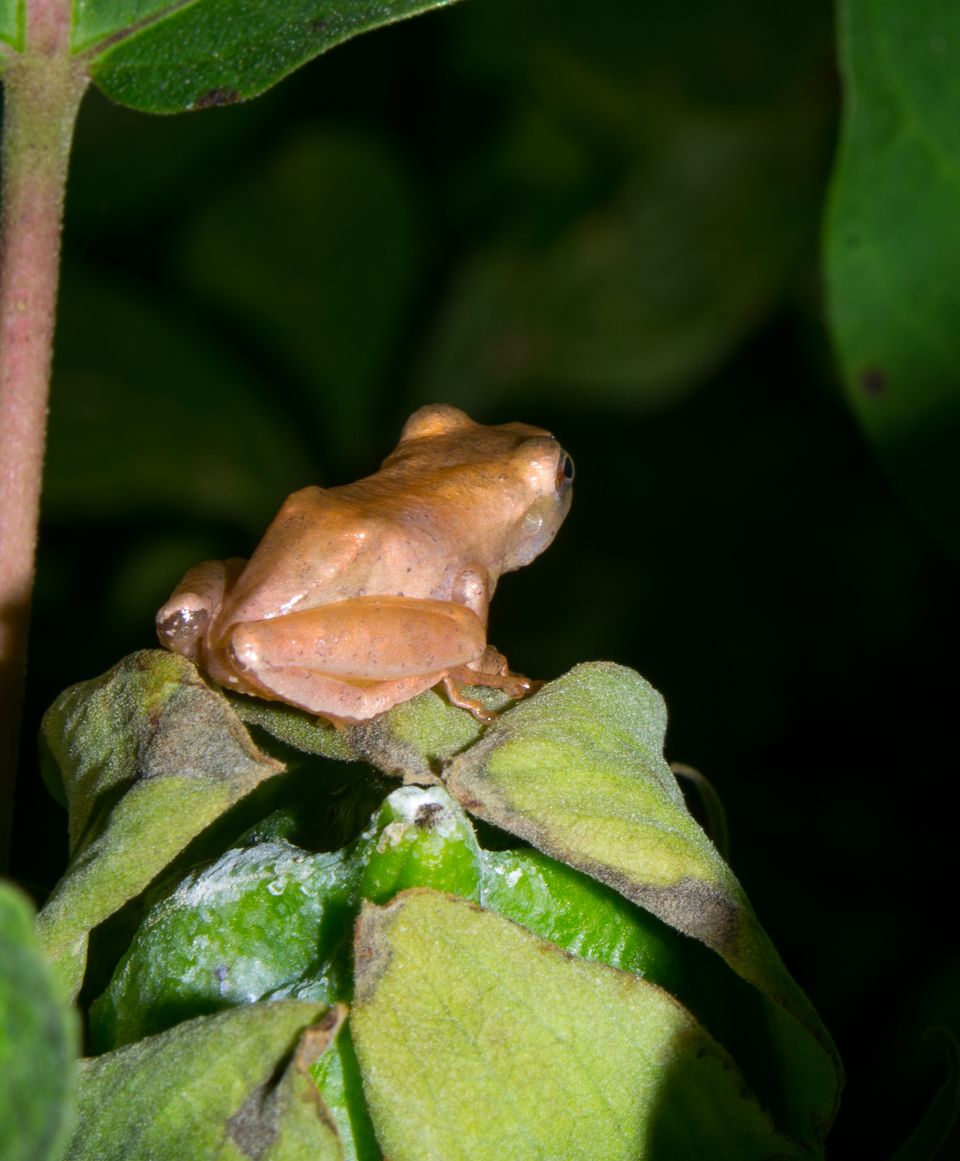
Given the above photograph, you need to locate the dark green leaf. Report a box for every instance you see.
[68,1001,344,1160]
[888,1030,960,1161]
[0,883,75,1161]
[825,0,960,557]
[0,0,23,50]
[36,650,283,1000]
[352,890,804,1161]
[81,0,461,114]
[445,661,841,1148]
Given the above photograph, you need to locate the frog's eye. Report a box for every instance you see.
[556,451,575,492]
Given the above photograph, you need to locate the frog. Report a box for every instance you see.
[156,403,573,725]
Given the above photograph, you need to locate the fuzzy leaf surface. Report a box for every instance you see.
[0,883,75,1161]
[445,661,841,1147]
[351,890,803,1161]
[36,650,282,1000]
[67,1001,344,1160]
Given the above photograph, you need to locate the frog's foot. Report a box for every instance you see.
[443,647,540,723]
[156,557,246,662]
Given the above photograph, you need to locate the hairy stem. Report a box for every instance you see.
[0,2,87,869]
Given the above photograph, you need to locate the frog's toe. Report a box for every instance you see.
[156,596,210,661]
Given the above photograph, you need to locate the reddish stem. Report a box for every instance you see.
[0,2,87,868]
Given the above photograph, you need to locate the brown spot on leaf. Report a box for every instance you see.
[225,1082,278,1160]
[414,801,444,829]
[294,1004,347,1073]
[860,367,888,396]
[195,87,241,109]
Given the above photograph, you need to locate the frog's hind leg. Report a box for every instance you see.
[232,666,447,725]
[442,646,539,723]
[224,596,487,723]
[156,558,246,662]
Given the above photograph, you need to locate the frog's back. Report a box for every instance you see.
[216,485,444,628]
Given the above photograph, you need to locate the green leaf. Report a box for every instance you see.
[825,0,960,557]
[480,847,684,986]
[445,661,841,1148]
[36,650,283,1001]
[67,1001,344,1160]
[888,1030,960,1161]
[357,785,483,905]
[0,0,23,50]
[230,696,355,763]
[230,684,502,776]
[0,883,75,1161]
[308,1024,379,1161]
[351,890,804,1161]
[81,0,461,114]
[89,840,359,1051]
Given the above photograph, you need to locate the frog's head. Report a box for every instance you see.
[391,403,574,576]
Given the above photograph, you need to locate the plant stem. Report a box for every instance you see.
[0,2,87,869]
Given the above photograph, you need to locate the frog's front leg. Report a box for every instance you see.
[156,558,246,662]
[219,595,490,723]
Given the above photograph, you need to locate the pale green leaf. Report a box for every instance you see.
[352,890,804,1161]
[445,661,841,1147]
[36,650,282,1001]
[67,1001,344,1160]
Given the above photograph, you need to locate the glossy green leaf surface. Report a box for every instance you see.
[80,0,459,114]
[357,784,483,905]
[0,883,75,1161]
[446,661,841,1147]
[67,1001,343,1160]
[825,0,960,556]
[480,847,683,986]
[36,650,282,1000]
[89,841,358,1051]
[352,890,802,1161]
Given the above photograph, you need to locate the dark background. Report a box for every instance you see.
[10,0,959,1155]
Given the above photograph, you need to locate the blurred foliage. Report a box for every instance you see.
[0,883,75,1161]
[826,0,960,558]
[5,0,956,1156]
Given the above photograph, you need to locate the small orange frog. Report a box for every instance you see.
[156,404,573,724]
